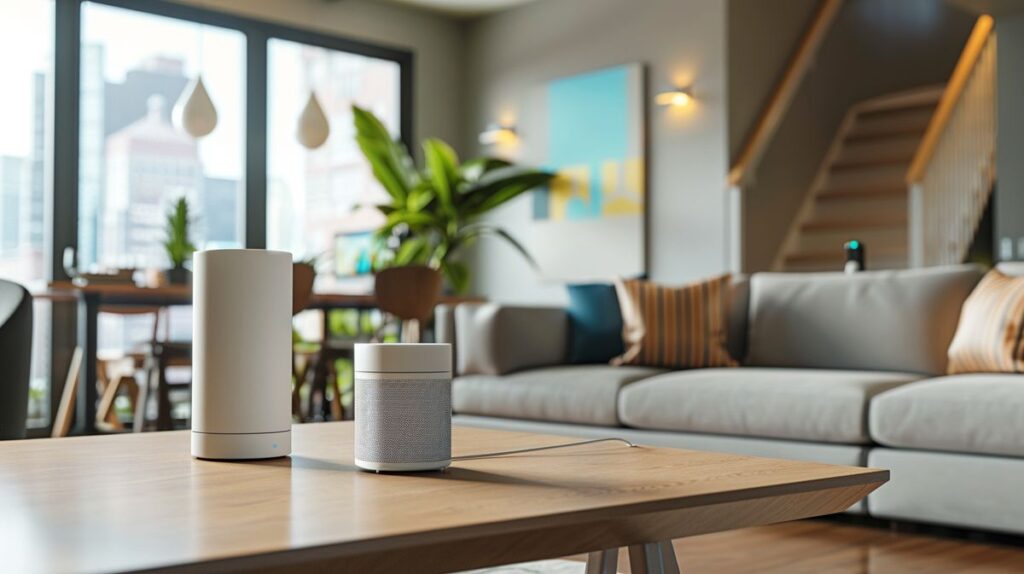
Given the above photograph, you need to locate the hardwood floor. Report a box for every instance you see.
[569,520,1024,573]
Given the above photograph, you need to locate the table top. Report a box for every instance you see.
[0,423,886,574]
[40,281,483,308]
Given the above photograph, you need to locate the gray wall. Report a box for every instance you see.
[740,0,974,272]
[463,0,729,304]
[172,0,468,153]
[997,13,1024,259]
[728,0,818,162]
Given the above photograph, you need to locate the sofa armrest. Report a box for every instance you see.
[454,303,568,376]
[434,304,457,366]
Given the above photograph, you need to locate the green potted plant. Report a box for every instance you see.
[163,196,197,285]
[352,106,555,293]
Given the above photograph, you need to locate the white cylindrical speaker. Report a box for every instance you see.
[354,343,452,472]
[191,249,292,460]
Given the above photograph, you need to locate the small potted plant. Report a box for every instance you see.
[164,196,197,285]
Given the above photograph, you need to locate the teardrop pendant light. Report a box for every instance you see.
[174,75,218,138]
[296,92,330,149]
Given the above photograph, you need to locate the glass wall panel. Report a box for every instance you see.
[266,38,400,275]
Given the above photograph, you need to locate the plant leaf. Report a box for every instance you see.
[441,260,470,294]
[459,224,538,269]
[352,106,418,202]
[406,183,436,213]
[394,236,431,266]
[461,166,555,215]
[460,157,513,182]
[423,138,460,212]
[383,210,437,232]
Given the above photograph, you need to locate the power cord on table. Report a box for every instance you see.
[451,438,638,462]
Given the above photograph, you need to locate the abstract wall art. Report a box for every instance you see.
[530,63,646,281]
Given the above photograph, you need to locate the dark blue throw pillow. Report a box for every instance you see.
[566,283,625,364]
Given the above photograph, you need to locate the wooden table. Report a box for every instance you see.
[43,282,481,435]
[0,423,887,573]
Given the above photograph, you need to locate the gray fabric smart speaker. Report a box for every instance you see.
[354,343,452,472]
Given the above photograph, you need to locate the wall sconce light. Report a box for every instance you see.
[655,86,693,107]
[478,122,518,146]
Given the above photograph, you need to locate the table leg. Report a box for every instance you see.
[156,353,173,431]
[585,548,619,574]
[74,294,99,435]
[627,541,679,574]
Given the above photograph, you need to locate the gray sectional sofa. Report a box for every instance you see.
[437,264,1024,534]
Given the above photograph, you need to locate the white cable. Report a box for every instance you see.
[452,437,638,462]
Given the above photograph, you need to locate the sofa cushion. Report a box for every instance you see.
[869,374,1024,457]
[618,368,921,444]
[615,275,736,369]
[947,270,1024,374]
[565,283,624,364]
[746,265,982,374]
[453,365,666,426]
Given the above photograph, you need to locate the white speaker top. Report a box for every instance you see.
[354,343,452,374]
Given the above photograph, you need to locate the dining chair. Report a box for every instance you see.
[95,305,162,432]
[0,279,32,441]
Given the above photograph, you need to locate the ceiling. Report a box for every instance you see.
[375,0,538,18]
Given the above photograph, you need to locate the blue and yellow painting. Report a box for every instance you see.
[534,65,645,222]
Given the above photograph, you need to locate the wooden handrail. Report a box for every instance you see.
[727,0,844,188]
[907,15,994,184]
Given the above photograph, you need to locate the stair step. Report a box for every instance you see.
[837,136,922,166]
[844,127,928,144]
[855,101,937,122]
[802,215,907,232]
[817,187,906,200]
[855,86,944,114]
[812,194,907,221]
[826,164,906,190]
[847,108,934,140]
[831,155,915,170]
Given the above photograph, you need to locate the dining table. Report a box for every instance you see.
[41,281,482,436]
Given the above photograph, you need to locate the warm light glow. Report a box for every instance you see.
[478,123,518,146]
[655,88,693,107]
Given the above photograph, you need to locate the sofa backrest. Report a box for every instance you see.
[745,265,983,375]
[453,303,568,376]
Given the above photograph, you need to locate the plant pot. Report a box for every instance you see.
[292,263,316,315]
[166,265,191,285]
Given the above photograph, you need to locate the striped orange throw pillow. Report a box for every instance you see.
[613,275,737,369]
[947,269,1024,374]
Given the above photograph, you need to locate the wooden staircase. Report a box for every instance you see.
[776,87,944,272]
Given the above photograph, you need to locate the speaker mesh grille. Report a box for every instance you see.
[355,377,451,464]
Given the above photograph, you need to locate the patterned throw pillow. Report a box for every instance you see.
[947,269,1024,374]
[613,275,737,369]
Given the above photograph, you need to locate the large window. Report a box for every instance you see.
[0,0,52,286]
[0,0,54,427]
[0,0,410,433]
[266,38,401,267]
[79,2,246,272]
